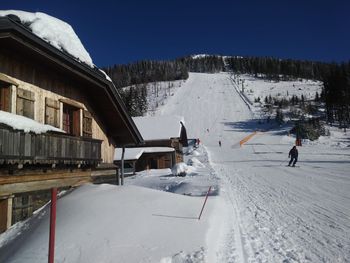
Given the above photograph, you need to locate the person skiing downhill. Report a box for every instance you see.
[288,146,298,167]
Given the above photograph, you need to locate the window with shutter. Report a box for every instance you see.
[62,103,80,136]
[45,98,60,128]
[16,88,35,119]
[83,110,92,138]
[0,84,11,112]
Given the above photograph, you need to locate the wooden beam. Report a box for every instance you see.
[0,196,13,233]
[0,171,92,185]
[0,171,92,196]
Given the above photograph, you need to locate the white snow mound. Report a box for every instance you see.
[171,162,189,176]
[187,157,204,168]
[0,10,94,67]
[0,110,64,134]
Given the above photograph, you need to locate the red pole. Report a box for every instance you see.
[198,186,212,220]
[48,188,57,263]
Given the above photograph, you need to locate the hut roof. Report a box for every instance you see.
[132,116,185,141]
[114,147,175,161]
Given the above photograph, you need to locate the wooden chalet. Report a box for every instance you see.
[0,15,143,232]
[114,115,188,173]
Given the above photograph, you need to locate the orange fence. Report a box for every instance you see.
[239,131,258,146]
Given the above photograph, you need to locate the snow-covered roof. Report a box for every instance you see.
[132,115,184,141]
[0,10,94,68]
[114,147,175,161]
[0,110,64,134]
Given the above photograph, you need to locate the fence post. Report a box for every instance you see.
[198,186,212,220]
[48,188,57,263]
[121,147,125,186]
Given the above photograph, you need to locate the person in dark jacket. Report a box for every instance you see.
[288,146,298,166]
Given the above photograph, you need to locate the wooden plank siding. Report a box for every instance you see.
[141,138,184,163]
[45,98,60,127]
[16,88,35,119]
[135,152,175,172]
[0,85,11,112]
[0,174,91,196]
[0,126,102,165]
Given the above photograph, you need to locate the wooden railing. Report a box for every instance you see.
[0,126,102,165]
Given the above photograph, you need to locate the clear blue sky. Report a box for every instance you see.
[1,0,349,67]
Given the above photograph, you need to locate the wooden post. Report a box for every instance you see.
[0,195,13,233]
[121,147,125,186]
[48,188,57,263]
[116,168,120,185]
[198,186,212,220]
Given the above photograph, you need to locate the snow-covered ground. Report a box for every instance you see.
[228,74,324,121]
[236,74,323,103]
[0,144,220,263]
[1,72,349,262]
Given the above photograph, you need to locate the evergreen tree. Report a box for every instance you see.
[275,109,284,124]
[323,62,350,128]
[315,91,320,102]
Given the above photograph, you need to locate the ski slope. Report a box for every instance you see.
[158,72,350,262]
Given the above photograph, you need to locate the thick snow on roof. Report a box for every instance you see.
[0,10,94,68]
[98,69,112,82]
[132,115,184,141]
[114,147,175,161]
[0,110,64,134]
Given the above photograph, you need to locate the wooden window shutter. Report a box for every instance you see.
[0,86,11,112]
[83,110,93,138]
[45,98,60,128]
[16,88,35,119]
[73,109,81,137]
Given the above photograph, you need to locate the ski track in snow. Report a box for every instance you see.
[158,72,350,262]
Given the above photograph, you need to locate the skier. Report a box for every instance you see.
[219,140,221,147]
[288,146,298,167]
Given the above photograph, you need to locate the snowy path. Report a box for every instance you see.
[159,72,350,262]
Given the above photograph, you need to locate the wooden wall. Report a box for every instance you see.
[135,152,175,172]
[143,139,184,163]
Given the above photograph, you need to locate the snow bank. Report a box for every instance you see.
[0,184,214,263]
[160,248,205,263]
[0,110,64,134]
[187,157,205,168]
[171,162,190,176]
[0,10,94,67]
